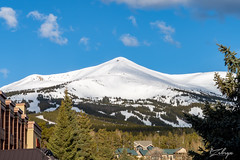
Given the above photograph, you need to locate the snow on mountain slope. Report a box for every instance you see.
[0,57,227,127]
[1,57,225,98]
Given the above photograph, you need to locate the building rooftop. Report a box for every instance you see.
[134,141,153,148]
[0,90,7,98]
[134,141,153,150]
[0,149,49,160]
[163,148,180,155]
[139,149,149,156]
[115,148,138,156]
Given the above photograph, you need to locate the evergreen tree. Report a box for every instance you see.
[185,44,240,160]
[73,112,95,160]
[47,89,75,159]
[47,89,96,159]
[38,122,54,148]
[95,129,115,160]
[112,129,122,149]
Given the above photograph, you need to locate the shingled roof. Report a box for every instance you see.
[163,148,179,155]
[115,148,138,156]
[139,149,149,156]
[0,149,49,160]
[134,141,152,148]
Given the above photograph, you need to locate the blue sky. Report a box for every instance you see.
[1,0,240,87]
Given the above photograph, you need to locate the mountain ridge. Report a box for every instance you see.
[1,57,225,95]
[0,57,227,127]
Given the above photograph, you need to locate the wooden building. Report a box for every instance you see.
[0,90,41,150]
[116,141,189,160]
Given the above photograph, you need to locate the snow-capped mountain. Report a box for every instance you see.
[0,57,227,127]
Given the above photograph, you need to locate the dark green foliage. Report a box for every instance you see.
[30,109,195,134]
[5,89,35,97]
[36,83,67,93]
[28,113,45,123]
[127,116,144,125]
[31,110,202,156]
[185,44,240,160]
[76,102,124,117]
[47,89,76,159]
[114,112,126,120]
[47,90,96,160]
[37,94,62,112]
[102,96,110,104]
[38,122,55,148]
[42,109,59,123]
[148,117,170,126]
[94,129,115,160]
[72,112,95,160]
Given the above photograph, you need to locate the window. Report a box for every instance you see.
[36,138,40,148]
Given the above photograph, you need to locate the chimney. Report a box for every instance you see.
[16,103,26,115]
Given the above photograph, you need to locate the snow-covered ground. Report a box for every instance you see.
[36,115,56,124]
[189,107,204,118]
[120,110,152,126]
[0,57,226,127]
[72,107,82,112]
[1,57,225,98]
[176,117,191,127]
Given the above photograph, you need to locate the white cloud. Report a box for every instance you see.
[163,34,180,47]
[151,21,180,47]
[27,11,68,45]
[120,34,139,47]
[27,11,45,20]
[128,16,137,26]
[0,69,9,78]
[101,0,188,9]
[102,0,240,17]
[151,21,175,35]
[0,7,17,28]
[79,37,90,50]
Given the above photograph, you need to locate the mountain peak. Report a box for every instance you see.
[107,57,134,65]
[112,57,129,62]
[95,57,139,73]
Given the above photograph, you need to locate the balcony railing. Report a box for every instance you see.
[0,128,4,140]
